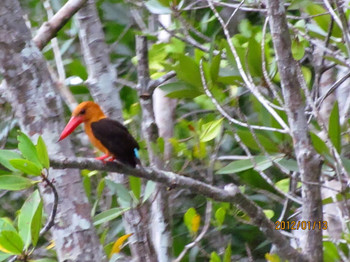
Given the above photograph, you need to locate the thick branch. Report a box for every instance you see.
[50,156,307,262]
[33,0,88,50]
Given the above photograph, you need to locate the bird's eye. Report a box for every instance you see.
[80,109,86,115]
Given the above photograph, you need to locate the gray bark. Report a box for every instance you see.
[150,14,176,261]
[76,1,156,261]
[136,35,172,261]
[76,0,122,121]
[267,1,323,261]
[0,1,105,261]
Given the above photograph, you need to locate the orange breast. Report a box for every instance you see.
[84,123,110,155]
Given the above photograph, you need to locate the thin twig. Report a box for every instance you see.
[261,18,284,107]
[316,71,350,108]
[207,0,290,132]
[225,0,245,27]
[39,171,59,236]
[148,71,176,94]
[158,21,223,57]
[200,59,288,133]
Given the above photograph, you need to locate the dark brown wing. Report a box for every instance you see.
[91,118,139,167]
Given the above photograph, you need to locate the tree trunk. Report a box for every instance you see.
[0,1,105,261]
[267,1,323,261]
[76,1,157,261]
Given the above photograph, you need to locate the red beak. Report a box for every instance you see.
[58,116,83,141]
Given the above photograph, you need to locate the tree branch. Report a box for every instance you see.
[33,0,88,50]
[50,156,306,262]
[148,70,176,94]
[39,172,58,236]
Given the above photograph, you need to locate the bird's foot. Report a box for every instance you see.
[95,155,115,163]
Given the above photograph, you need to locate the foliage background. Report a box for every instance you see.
[0,0,349,261]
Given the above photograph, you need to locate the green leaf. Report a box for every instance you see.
[263,209,274,219]
[323,241,340,262]
[36,136,49,169]
[0,150,22,171]
[30,259,57,262]
[93,208,128,226]
[278,158,299,172]
[145,0,171,14]
[291,37,306,60]
[83,176,91,198]
[97,178,105,199]
[193,142,207,159]
[265,253,281,262]
[210,53,221,82]
[184,207,196,233]
[223,242,232,262]
[237,130,278,152]
[31,200,42,247]
[0,218,16,232]
[18,190,42,249]
[310,132,329,155]
[209,252,221,262]
[247,38,262,76]
[129,176,141,200]
[175,55,202,88]
[0,175,36,191]
[275,178,290,193]
[159,81,202,99]
[215,207,226,227]
[17,132,41,168]
[0,230,24,255]
[216,154,284,174]
[305,4,341,38]
[200,118,224,142]
[329,101,341,153]
[143,181,156,203]
[105,180,132,208]
[9,159,42,176]
[0,252,11,261]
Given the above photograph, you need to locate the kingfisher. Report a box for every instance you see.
[59,101,140,167]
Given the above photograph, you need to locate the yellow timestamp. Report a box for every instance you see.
[275,221,328,230]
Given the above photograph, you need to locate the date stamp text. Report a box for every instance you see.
[275,221,328,230]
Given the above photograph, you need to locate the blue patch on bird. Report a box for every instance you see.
[134,148,140,159]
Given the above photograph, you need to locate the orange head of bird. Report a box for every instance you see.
[58,101,106,141]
